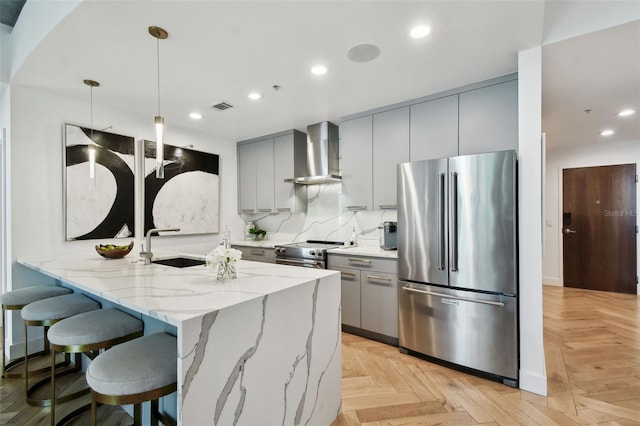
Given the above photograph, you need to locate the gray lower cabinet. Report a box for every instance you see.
[361,270,398,338]
[328,254,398,344]
[233,245,276,263]
[333,266,361,328]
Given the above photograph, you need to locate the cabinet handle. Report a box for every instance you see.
[366,275,392,282]
[258,208,273,213]
[346,205,367,211]
[378,204,397,210]
[241,209,255,213]
[340,272,357,278]
[276,208,291,212]
[348,258,371,264]
[250,250,265,256]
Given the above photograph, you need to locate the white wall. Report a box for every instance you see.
[518,46,547,396]
[6,84,241,353]
[544,139,640,289]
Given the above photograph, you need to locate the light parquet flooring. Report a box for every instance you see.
[333,285,640,426]
[2,285,640,425]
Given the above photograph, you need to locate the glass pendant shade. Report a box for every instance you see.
[155,115,164,178]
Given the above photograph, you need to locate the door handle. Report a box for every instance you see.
[401,286,505,307]
[563,228,577,235]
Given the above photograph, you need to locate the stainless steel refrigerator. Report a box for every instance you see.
[397,150,518,387]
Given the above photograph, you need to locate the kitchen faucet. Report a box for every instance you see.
[140,228,180,265]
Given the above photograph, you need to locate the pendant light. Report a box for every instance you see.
[149,26,168,179]
[84,79,99,187]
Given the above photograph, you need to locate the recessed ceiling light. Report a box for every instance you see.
[311,64,328,76]
[248,92,262,100]
[189,112,202,120]
[600,129,615,136]
[410,25,431,39]
[618,109,636,117]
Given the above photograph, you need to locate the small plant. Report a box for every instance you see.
[248,226,267,240]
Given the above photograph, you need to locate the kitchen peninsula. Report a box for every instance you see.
[17,255,341,425]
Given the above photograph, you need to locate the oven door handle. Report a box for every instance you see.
[276,258,324,268]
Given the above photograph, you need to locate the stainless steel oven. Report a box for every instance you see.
[274,241,344,269]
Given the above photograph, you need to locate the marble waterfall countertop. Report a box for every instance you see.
[18,252,342,425]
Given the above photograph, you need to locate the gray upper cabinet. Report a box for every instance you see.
[340,116,373,211]
[238,142,258,213]
[254,138,274,213]
[410,94,459,161]
[458,79,518,155]
[238,130,305,214]
[373,107,409,209]
[273,131,307,213]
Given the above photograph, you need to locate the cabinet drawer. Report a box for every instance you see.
[333,267,361,328]
[328,254,396,274]
[361,271,398,338]
[234,246,276,263]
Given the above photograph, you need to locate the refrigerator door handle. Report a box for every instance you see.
[438,172,445,270]
[401,285,505,307]
[450,171,458,272]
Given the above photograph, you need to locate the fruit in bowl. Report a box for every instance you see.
[95,241,134,259]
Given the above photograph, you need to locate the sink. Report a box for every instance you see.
[152,257,206,268]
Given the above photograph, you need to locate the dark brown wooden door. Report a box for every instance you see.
[563,164,637,294]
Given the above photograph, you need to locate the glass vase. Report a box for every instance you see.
[216,260,237,281]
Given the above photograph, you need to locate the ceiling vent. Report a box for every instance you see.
[209,101,234,111]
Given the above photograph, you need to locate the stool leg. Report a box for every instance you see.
[91,391,97,426]
[50,348,56,426]
[1,307,6,378]
[151,399,159,425]
[24,321,29,399]
[134,403,142,426]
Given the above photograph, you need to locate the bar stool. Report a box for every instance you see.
[86,332,177,426]
[47,308,144,426]
[1,285,72,378]
[21,293,101,406]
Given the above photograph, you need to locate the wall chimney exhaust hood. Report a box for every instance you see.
[285,121,341,185]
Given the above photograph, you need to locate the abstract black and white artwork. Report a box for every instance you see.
[144,141,220,235]
[64,124,135,241]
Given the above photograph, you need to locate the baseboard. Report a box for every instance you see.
[519,369,547,396]
[7,335,45,361]
[543,276,561,286]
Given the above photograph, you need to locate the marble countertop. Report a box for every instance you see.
[231,240,398,259]
[17,251,337,326]
[328,246,398,259]
[230,240,290,248]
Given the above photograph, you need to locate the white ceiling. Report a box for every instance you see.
[542,20,640,149]
[9,1,639,148]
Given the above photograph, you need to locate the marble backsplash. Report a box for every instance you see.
[241,184,397,248]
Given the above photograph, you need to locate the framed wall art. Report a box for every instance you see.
[64,124,135,241]
[143,141,220,235]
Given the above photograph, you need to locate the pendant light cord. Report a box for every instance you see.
[157,37,161,116]
[90,85,94,141]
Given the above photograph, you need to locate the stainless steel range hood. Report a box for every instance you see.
[285,121,341,185]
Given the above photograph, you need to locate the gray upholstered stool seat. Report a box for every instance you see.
[1,285,72,378]
[87,332,177,426]
[21,293,101,407]
[22,294,100,323]
[47,308,144,426]
[1,286,72,307]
